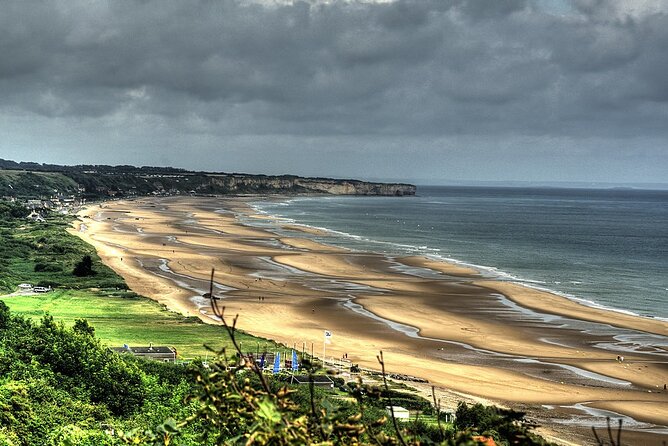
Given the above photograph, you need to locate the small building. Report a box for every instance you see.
[27,211,46,223]
[110,344,177,362]
[290,374,335,388]
[26,199,43,210]
[386,406,410,421]
[17,283,33,291]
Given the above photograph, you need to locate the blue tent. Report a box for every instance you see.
[273,352,280,374]
[292,350,298,371]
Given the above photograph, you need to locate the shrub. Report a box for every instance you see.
[34,262,62,273]
[72,255,95,277]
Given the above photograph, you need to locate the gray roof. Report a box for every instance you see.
[111,346,175,355]
[290,375,334,385]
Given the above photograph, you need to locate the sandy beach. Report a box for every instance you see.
[70,196,668,445]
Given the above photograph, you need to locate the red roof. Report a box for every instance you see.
[472,436,497,446]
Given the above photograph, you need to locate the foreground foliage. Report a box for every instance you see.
[0,300,554,445]
[0,301,201,445]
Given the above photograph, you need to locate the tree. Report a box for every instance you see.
[73,318,95,337]
[72,255,95,277]
[0,301,9,329]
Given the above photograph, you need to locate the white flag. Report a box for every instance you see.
[324,330,332,344]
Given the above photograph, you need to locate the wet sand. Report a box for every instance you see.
[71,196,668,445]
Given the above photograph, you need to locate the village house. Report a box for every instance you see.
[110,344,177,362]
[386,406,410,421]
[27,210,46,223]
[289,374,335,388]
[26,199,44,210]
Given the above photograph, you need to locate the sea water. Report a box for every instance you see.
[249,186,668,320]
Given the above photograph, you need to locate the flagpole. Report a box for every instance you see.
[322,335,326,367]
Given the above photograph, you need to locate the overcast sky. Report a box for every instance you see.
[1,0,667,185]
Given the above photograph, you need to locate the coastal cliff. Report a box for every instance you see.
[209,174,415,196]
[0,158,416,198]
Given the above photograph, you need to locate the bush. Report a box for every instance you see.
[34,262,62,273]
[454,402,550,445]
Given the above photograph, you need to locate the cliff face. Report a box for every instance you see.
[0,158,416,198]
[208,175,416,196]
[295,178,415,196]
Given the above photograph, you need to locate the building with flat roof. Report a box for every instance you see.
[110,344,177,362]
[386,406,410,421]
[290,374,335,388]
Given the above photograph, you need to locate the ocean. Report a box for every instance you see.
[249,186,668,321]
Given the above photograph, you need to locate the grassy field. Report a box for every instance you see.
[1,289,280,359]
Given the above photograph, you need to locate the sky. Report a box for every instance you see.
[1,0,667,185]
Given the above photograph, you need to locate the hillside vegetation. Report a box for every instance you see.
[0,170,79,199]
[0,202,124,292]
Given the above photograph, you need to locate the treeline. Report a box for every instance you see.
[0,159,187,175]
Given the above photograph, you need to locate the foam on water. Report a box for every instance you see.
[249,187,668,321]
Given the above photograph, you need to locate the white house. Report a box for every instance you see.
[27,211,46,223]
[386,406,410,421]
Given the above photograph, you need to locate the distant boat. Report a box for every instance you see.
[202,292,221,300]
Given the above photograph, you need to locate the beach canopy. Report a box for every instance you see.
[292,350,298,371]
[273,352,280,374]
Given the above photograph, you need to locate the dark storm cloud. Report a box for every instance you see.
[0,0,667,182]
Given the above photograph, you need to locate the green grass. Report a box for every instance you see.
[0,170,79,198]
[1,289,278,359]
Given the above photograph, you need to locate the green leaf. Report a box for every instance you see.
[256,398,281,425]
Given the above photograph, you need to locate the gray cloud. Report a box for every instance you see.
[0,0,667,183]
